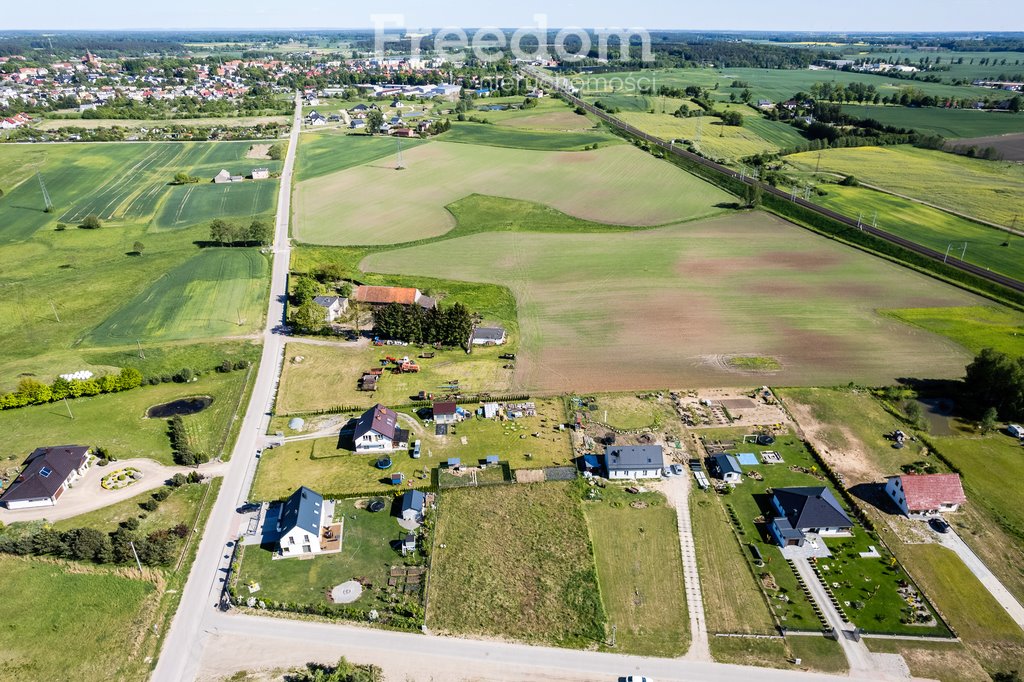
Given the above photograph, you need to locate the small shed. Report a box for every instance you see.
[401,532,417,556]
[709,454,743,483]
[288,417,305,431]
[390,472,405,485]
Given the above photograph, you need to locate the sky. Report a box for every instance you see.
[3,0,1022,32]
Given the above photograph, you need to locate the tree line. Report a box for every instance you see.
[963,348,1024,422]
[0,368,142,411]
[373,302,474,347]
[209,218,273,246]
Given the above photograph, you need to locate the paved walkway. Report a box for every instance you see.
[0,457,227,523]
[790,558,909,681]
[660,475,710,660]
[935,526,1024,632]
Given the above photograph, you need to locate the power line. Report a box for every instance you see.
[37,172,53,213]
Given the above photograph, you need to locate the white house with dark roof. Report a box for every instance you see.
[470,326,507,346]
[885,473,966,516]
[276,486,328,557]
[768,486,853,547]
[312,295,348,322]
[353,404,409,452]
[0,445,91,509]
[604,445,664,479]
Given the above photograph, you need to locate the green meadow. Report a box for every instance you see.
[842,105,1024,139]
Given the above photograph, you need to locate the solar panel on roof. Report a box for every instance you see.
[39,467,52,478]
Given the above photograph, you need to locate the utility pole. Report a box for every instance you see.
[857,212,863,230]
[872,210,878,229]
[48,301,61,323]
[395,138,404,170]
[129,540,143,572]
[136,339,145,359]
[815,151,822,174]
[943,243,953,263]
[961,242,968,261]
[63,397,74,420]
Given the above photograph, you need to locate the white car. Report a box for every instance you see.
[411,440,421,458]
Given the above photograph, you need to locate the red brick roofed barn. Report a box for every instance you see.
[353,285,436,309]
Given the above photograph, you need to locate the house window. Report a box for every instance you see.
[302,545,312,553]
[288,537,295,545]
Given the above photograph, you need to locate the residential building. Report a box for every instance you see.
[432,401,459,425]
[471,326,507,346]
[353,285,436,309]
[312,295,348,322]
[276,486,328,557]
[885,473,967,516]
[0,445,91,509]
[353,404,409,452]
[709,454,742,483]
[604,445,664,479]
[399,489,426,522]
[251,167,270,180]
[768,486,853,547]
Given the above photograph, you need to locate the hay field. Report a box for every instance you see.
[292,142,733,245]
[362,211,983,391]
[498,110,597,131]
[617,111,778,160]
[87,248,268,346]
[786,145,1024,227]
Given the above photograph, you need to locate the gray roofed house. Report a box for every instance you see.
[709,454,743,483]
[353,404,409,452]
[399,489,426,522]
[0,445,91,509]
[604,445,664,479]
[276,486,327,556]
[312,295,348,322]
[768,486,853,547]
[470,326,507,346]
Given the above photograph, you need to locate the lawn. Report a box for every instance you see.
[582,393,676,431]
[690,493,778,635]
[291,141,732,245]
[0,556,158,682]
[0,368,251,466]
[583,486,688,656]
[235,498,424,622]
[880,306,1024,357]
[786,145,1024,227]
[709,635,846,673]
[362,211,983,392]
[617,110,779,161]
[439,121,621,151]
[86,248,269,346]
[426,483,606,647]
[295,130,429,182]
[51,478,212,535]
[894,543,1024,670]
[841,105,1024,139]
[274,341,515,413]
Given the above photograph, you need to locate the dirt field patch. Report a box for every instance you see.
[946,132,1024,161]
[363,212,982,392]
[498,111,596,131]
[292,142,731,245]
[246,143,272,159]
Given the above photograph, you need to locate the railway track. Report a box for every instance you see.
[521,66,1024,296]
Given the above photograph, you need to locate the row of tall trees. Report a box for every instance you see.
[209,218,273,246]
[0,368,142,411]
[373,302,474,347]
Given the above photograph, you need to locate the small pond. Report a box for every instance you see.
[147,396,214,418]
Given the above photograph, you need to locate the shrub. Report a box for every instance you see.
[80,215,102,229]
[140,499,159,512]
[152,487,171,502]
[168,473,188,488]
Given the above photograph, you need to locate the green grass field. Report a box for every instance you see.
[880,306,1024,357]
[0,368,250,465]
[617,111,779,160]
[842,105,1024,138]
[52,479,211,534]
[0,556,157,682]
[0,142,280,243]
[440,121,620,151]
[805,182,1024,282]
[427,483,606,646]
[86,248,268,346]
[292,141,732,245]
[786,145,1024,227]
[584,487,689,656]
[296,131,429,182]
[691,494,778,634]
[361,211,981,392]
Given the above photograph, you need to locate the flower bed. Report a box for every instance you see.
[101,467,143,490]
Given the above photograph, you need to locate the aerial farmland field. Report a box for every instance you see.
[786,145,1024,227]
[362,211,982,391]
[0,141,280,243]
[296,130,429,182]
[292,141,732,245]
[440,121,620,150]
[841,105,1024,139]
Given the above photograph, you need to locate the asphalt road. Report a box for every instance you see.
[150,90,303,682]
[196,611,883,682]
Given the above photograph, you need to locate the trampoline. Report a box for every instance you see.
[367,499,386,513]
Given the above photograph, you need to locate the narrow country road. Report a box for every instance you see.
[150,91,303,682]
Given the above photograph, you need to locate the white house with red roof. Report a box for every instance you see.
[885,473,967,516]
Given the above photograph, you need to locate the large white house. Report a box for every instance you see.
[312,295,348,322]
[276,486,329,557]
[885,473,967,516]
[604,445,664,479]
[353,404,409,452]
[0,445,91,509]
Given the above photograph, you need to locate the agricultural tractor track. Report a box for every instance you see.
[522,67,1024,297]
